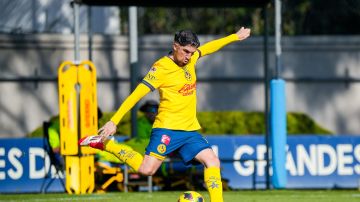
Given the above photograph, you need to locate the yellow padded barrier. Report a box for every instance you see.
[58,61,78,155]
[65,155,95,194]
[58,60,98,155]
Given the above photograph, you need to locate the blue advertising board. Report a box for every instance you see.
[208,135,360,189]
[0,138,64,193]
[0,135,359,193]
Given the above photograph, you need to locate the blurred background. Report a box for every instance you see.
[0,0,360,195]
[0,0,360,137]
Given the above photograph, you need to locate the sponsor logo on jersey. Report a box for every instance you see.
[145,67,157,81]
[146,73,156,81]
[161,134,171,145]
[157,144,166,154]
[178,82,196,96]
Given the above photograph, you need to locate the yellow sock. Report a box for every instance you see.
[104,139,143,171]
[204,167,223,202]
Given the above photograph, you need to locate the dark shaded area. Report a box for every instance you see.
[77,0,270,8]
[117,0,360,35]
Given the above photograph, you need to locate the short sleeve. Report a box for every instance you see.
[142,62,165,91]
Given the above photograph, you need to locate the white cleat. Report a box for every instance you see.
[78,135,104,150]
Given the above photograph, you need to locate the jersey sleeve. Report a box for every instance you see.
[142,62,166,91]
[198,34,239,57]
[110,83,150,124]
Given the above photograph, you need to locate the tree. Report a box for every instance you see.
[119,1,360,36]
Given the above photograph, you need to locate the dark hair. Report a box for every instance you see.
[174,30,200,48]
[140,100,159,113]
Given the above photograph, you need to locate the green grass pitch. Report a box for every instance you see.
[0,190,359,202]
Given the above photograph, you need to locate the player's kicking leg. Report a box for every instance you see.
[79,136,143,171]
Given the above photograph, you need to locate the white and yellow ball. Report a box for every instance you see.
[178,191,204,202]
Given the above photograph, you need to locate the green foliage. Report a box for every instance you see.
[282,0,360,35]
[138,8,256,35]
[28,111,332,137]
[99,112,132,136]
[28,112,140,138]
[119,1,360,36]
[286,112,332,135]
[198,111,332,135]
[29,126,44,138]
[198,111,265,134]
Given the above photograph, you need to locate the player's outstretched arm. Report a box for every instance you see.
[98,83,151,141]
[198,26,251,57]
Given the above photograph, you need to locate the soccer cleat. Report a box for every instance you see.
[78,135,104,150]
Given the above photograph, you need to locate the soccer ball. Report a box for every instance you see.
[178,191,204,202]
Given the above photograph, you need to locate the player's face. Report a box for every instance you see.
[173,43,197,67]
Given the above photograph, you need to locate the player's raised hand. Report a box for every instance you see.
[236,27,251,41]
[98,121,117,142]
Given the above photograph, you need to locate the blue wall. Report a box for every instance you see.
[1,135,360,193]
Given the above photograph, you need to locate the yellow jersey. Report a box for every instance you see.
[142,34,239,131]
[142,52,201,131]
[110,34,239,129]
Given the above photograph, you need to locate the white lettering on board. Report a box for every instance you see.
[8,148,23,180]
[0,148,5,180]
[29,148,49,179]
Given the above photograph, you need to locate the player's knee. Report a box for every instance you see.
[204,155,221,168]
[211,157,221,167]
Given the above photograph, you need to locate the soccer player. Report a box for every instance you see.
[80,27,251,202]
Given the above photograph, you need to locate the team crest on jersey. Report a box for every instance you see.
[184,70,192,81]
[161,134,171,145]
[157,144,166,154]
